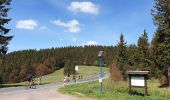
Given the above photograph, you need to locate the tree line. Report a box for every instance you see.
[0,29,164,83]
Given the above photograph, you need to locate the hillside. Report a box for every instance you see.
[0,46,115,83]
[0,65,109,88]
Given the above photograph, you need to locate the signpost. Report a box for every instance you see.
[168,68,170,87]
[75,65,78,84]
[126,71,149,96]
[98,51,103,95]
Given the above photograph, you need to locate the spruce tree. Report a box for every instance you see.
[151,0,170,69]
[116,34,128,78]
[137,30,150,69]
[63,59,75,76]
[117,34,128,63]
[151,0,170,85]
[0,0,13,55]
[151,0,170,30]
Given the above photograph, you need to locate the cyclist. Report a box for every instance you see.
[27,74,33,88]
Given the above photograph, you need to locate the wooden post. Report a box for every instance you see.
[168,76,170,88]
[128,75,131,94]
[144,75,148,96]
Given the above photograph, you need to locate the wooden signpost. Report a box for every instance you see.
[168,68,170,87]
[126,71,149,96]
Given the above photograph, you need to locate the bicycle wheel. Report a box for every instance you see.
[32,82,37,89]
[25,83,30,90]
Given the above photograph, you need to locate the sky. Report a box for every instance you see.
[7,0,156,52]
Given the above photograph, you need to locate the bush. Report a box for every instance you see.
[109,63,123,82]
[159,75,168,86]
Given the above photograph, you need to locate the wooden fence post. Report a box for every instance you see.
[168,68,170,87]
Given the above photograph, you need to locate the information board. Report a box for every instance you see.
[131,76,145,87]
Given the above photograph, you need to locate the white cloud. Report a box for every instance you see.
[68,1,99,15]
[52,19,80,33]
[16,19,38,30]
[85,41,97,46]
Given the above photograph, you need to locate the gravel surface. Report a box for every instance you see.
[0,88,93,100]
[0,73,108,100]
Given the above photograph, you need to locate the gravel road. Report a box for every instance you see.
[0,73,108,100]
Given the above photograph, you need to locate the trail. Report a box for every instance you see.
[0,88,92,100]
[0,73,108,100]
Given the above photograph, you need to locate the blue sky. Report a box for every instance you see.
[7,0,156,52]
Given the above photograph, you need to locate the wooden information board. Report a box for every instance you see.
[126,71,149,96]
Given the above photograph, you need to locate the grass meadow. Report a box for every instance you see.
[0,65,109,88]
[59,79,170,100]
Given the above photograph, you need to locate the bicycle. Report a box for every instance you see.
[25,79,37,89]
[24,82,30,90]
[31,79,37,89]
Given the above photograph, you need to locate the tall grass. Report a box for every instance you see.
[59,79,170,100]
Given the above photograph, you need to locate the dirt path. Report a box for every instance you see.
[0,88,93,100]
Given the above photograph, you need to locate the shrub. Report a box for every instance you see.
[159,75,168,86]
[109,63,123,83]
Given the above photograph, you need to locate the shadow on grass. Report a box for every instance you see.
[159,84,169,88]
[0,84,23,88]
[129,90,146,96]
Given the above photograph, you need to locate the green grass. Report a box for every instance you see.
[59,79,170,100]
[0,65,109,88]
[42,65,108,84]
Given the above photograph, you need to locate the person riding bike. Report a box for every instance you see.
[27,74,33,88]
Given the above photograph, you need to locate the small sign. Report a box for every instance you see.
[75,65,78,71]
[131,76,145,87]
[99,78,102,83]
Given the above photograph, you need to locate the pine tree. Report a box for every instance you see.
[151,0,170,30]
[151,0,170,85]
[137,30,150,69]
[0,0,13,55]
[116,34,128,78]
[117,34,128,63]
[151,0,170,69]
[64,59,75,76]
[127,44,138,67]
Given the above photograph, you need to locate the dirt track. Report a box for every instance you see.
[0,88,93,100]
